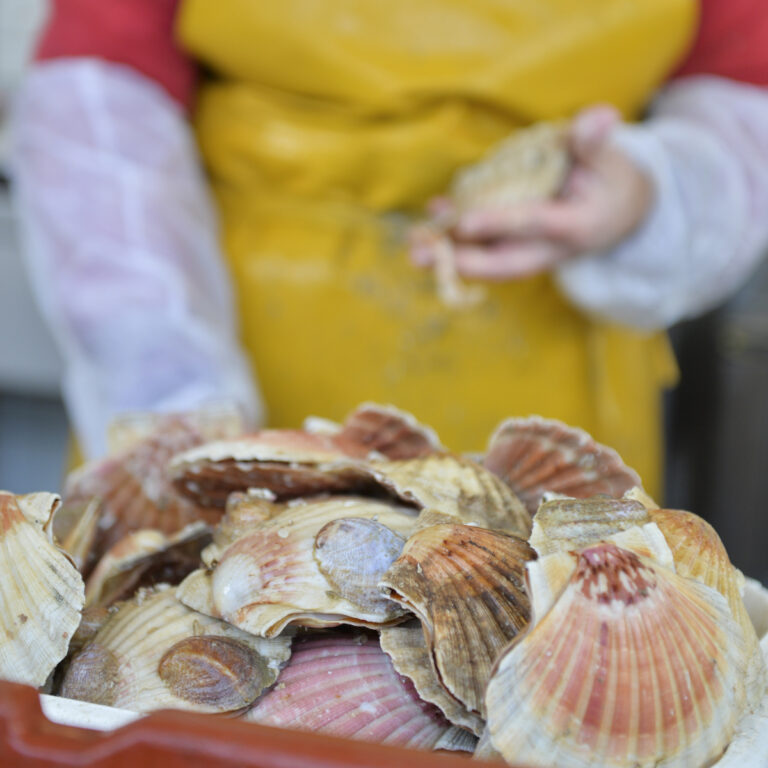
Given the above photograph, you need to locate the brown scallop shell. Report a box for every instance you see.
[60,587,291,713]
[380,523,534,716]
[486,542,748,768]
[483,417,641,516]
[243,631,455,751]
[380,620,485,735]
[0,492,85,688]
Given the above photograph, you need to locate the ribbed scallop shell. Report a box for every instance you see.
[0,492,85,687]
[85,523,212,608]
[530,496,651,557]
[169,430,375,508]
[60,587,291,714]
[60,416,219,574]
[364,455,531,538]
[484,417,641,516]
[243,632,454,750]
[380,523,533,716]
[380,620,484,735]
[486,543,748,768]
[337,403,443,459]
[650,508,766,709]
[179,497,416,637]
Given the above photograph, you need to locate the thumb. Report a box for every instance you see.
[568,105,621,163]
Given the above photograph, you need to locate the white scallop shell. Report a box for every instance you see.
[0,492,85,687]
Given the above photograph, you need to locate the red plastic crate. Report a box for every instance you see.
[0,681,511,768]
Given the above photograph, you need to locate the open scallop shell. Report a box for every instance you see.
[243,631,455,751]
[649,508,766,709]
[60,587,291,714]
[85,523,212,608]
[380,523,534,716]
[486,542,748,768]
[178,497,416,637]
[380,620,485,735]
[169,430,376,508]
[484,417,641,516]
[59,416,219,575]
[363,455,531,538]
[529,495,651,557]
[0,492,85,687]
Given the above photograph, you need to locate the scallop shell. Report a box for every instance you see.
[649,508,766,709]
[179,497,416,637]
[60,587,291,714]
[59,416,219,575]
[169,430,375,508]
[337,403,444,459]
[105,403,243,456]
[0,492,85,687]
[380,523,534,716]
[57,498,101,572]
[529,495,651,557]
[433,726,478,753]
[380,620,485,735]
[452,121,569,212]
[483,417,641,516]
[364,454,531,537]
[243,631,454,751]
[486,542,749,768]
[85,523,212,608]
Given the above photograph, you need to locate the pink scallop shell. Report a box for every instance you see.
[244,632,453,750]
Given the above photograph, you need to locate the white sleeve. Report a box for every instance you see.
[555,76,768,331]
[10,59,264,459]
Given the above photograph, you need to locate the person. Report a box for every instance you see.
[10,0,768,500]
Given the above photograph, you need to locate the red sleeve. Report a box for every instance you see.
[35,0,196,111]
[674,0,768,86]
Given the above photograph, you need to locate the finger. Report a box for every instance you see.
[453,241,572,281]
[407,225,439,267]
[456,201,589,245]
[569,105,621,162]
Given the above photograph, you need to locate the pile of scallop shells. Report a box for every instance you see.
[2,402,767,767]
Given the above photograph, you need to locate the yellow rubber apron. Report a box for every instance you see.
[178,0,696,498]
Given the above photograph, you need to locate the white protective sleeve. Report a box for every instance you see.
[556,75,768,330]
[11,59,263,459]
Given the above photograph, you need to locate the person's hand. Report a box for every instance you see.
[410,106,654,281]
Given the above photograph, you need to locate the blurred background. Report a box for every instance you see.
[1,0,766,582]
